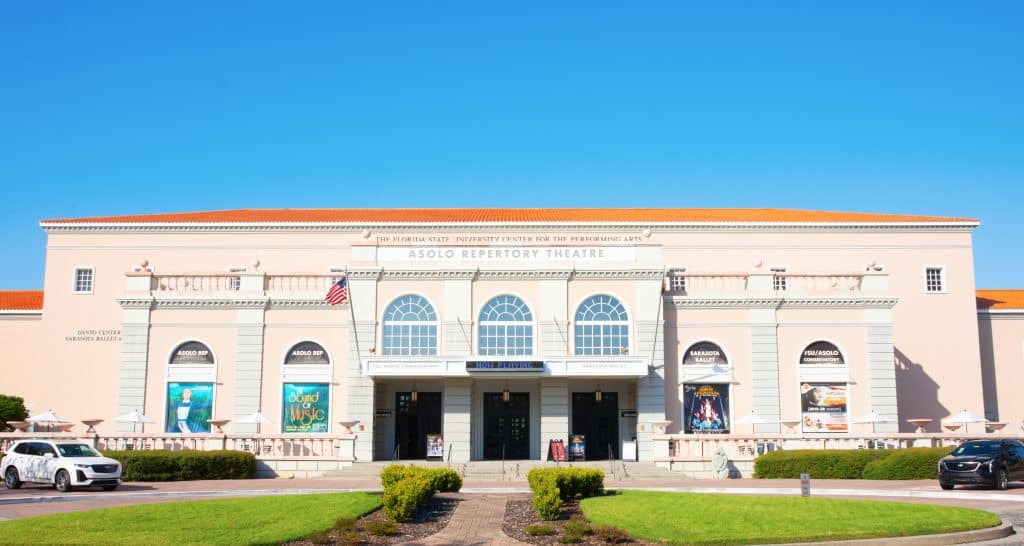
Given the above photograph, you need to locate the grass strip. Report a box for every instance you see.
[581,490,1000,545]
[0,492,381,546]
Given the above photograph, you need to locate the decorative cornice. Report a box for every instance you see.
[665,296,898,309]
[477,269,574,281]
[267,299,338,309]
[117,297,155,309]
[345,268,383,280]
[41,221,979,235]
[143,297,269,309]
[380,269,478,281]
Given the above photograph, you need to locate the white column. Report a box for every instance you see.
[346,270,379,461]
[443,379,472,462]
[116,273,154,432]
[634,278,666,461]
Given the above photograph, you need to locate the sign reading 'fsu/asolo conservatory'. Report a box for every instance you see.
[683,341,728,366]
[800,341,844,365]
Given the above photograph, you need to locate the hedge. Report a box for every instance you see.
[861,447,952,480]
[104,450,256,481]
[754,447,954,480]
[379,464,462,521]
[527,467,605,520]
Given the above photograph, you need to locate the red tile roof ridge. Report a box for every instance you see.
[40,207,978,225]
[0,290,44,310]
[976,289,1024,310]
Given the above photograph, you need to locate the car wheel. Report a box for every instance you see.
[54,470,72,493]
[940,482,954,490]
[4,467,21,489]
[991,469,1007,489]
[101,485,118,491]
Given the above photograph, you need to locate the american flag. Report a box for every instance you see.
[325,276,349,305]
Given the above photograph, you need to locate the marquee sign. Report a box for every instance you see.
[170,341,214,365]
[683,341,728,366]
[466,361,545,372]
[800,341,845,366]
[285,341,330,365]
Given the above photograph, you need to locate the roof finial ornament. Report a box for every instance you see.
[753,260,763,268]
[361,229,371,238]
[250,259,260,272]
[641,228,652,238]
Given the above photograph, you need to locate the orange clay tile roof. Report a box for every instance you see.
[977,290,1024,310]
[0,290,43,310]
[41,208,976,224]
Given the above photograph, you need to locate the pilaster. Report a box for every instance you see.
[540,378,569,457]
[750,306,781,434]
[443,378,472,462]
[346,271,379,461]
[117,299,154,432]
[865,307,898,432]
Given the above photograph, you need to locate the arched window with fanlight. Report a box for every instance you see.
[478,295,534,356]
[382,295,438,356]
[574,295,630,355]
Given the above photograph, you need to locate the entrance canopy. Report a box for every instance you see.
[362,356,649,377]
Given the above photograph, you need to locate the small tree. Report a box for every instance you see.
[0,395,29,431]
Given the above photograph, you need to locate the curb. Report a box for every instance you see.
[768,521,1014,545]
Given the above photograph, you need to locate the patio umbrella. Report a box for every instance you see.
[945,410,988,424]
[116,409,155,433]
[235,412,273,433]
[854,410,893,433]
[733,410,771,426]
[26,410,70,432]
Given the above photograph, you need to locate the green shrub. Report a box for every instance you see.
[104,450,256,481]
[531,475,563,520]
[382,475,433,521]
[559,532,582,544]
[862,447,952,480]
[753,449,890,479]
[364,519,397,536]
[564,517,592,536]
[0,395,29,431]
[429,467,463,492]
[754,448,957,480]
[526,524,557,536]
[335,529,363,546]
[335,515,357,531]
[592,524,630,544]
[380,463,424,489]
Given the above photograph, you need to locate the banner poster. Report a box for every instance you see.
[568,434,586,460]
[684,383,730,433]
[426,434,444,459]
[282,383,330,433]
[165,382,214,433]
[801,382,849,433]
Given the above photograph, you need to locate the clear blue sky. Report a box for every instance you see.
[1,2,1021,288]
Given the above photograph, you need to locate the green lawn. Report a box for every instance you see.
[0,492,382,546]
[581,491,1000,545]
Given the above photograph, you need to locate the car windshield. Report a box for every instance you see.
[56,444,101,457]
[952,441,1001,457]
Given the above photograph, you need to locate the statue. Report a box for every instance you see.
[711,447,730,479]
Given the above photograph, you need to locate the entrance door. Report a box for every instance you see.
[395,392,442,459]
[483,392,530,459]
[572,392,619,460]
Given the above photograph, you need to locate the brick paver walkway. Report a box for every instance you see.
[399,494,526,546]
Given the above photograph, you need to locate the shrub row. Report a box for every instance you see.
[753,447,952,480]
[104,450,256,481]
[527,467,605,521]
[379,464,462,521]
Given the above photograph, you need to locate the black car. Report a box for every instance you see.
[938,439,1024,490]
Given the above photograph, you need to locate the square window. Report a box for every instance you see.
[773,275,787,291]
[73,268,94,293]
[671,276,687,292]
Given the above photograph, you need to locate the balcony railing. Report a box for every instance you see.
[152,274,241,293]
[667,273,866,297]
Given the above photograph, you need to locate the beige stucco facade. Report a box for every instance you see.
[0,208,1017,462]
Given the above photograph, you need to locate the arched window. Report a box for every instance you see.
[284,341,331,364]
[478,295,533,356]
[574,295,629,355]
[382,295,438,356]
[169,341,215,365]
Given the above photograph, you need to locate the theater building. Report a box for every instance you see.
[0,208,1019,466]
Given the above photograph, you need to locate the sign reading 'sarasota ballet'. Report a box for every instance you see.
[683,341,728,366]
[800,341,844,365]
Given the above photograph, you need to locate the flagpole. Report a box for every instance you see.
[343,268,364,361]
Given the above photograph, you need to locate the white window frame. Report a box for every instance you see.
[924,266,947,294]
[72,266,95,294]
[573,293,631,356]
[770,266,788,292]
[477,294,535,356]
[381,294,440,356]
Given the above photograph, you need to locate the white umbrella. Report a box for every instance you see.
[26,410,70,431]
[855,410,893,433]
[734,410,771,426]
[945,410,988,424]
[116,410,155,433]
[235,412,273,433]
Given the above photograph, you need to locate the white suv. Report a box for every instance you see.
[2,440,122,492]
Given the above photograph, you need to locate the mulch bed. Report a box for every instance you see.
[283,492,461,545]
[503,496,658,545]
